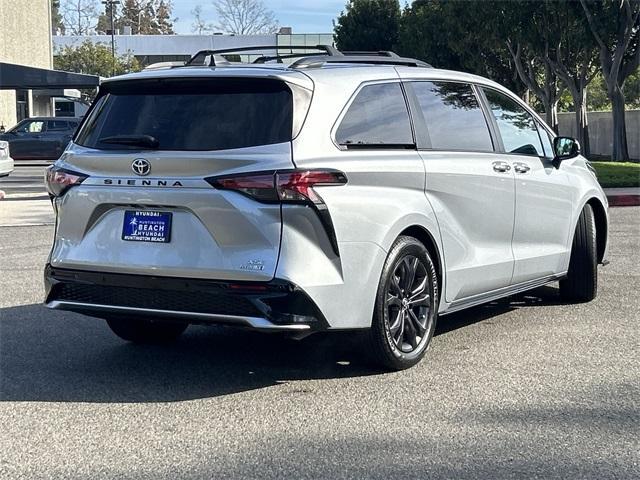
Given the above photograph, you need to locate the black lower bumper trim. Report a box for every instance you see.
[44,265,329,330]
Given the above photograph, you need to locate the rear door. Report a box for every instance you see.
[406,80,516,302]
[7,119,47,159]
[46,120,72,158]
[481,88,574,283]
[51,76,307,281]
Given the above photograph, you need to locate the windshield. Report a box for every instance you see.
[75,78,293,151]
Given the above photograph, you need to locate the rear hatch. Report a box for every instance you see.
[48,74,312,281]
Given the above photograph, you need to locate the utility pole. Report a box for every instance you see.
[102,0,121,76]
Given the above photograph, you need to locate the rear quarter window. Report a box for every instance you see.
[75,78,293,151]
[335,82,414,148]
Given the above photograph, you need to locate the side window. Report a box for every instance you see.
[412,81,493,151]
[483,88,544,156]
[47,120,69,132]
[16,120,45,133]
[336,83,413,147]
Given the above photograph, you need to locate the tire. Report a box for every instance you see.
[559,204,597,302]
[106,317,188,344]
[367,236,439,371]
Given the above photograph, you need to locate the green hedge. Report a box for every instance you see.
[590,161,640,188]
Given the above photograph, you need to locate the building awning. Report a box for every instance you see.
[0,62,100,89]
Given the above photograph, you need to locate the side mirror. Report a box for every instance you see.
[552,136,580,168]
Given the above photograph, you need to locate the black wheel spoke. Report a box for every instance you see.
[410,277,427,298]
[404,312,418,349]
[384,252,434,354]
[408,309,427,334]
[390,274,402,296]
[386,293,402,308]
[389,308,403,335]
[409,292,430,307]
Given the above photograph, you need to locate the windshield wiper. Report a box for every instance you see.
[99,134,159,149]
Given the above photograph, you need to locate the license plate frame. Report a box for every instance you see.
[122,210,172,243]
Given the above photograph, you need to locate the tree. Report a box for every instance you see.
[62,0,99,35]
[212,0,278,35]
[396,1,525,97]
[486,1,565,131]
[580,0,640,161]
[52,0,66,35]
[96,1,121,33]
[54,41,140,100]
[97,0,175,34]
[334,0,401,52]
[545,0,599,155]
[191,5,213,34]
[151,0,175,34]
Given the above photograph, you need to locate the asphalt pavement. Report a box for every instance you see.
[0,201,639,479]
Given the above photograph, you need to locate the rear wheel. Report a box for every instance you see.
[367,236,438,371]
[106,317,188,344]
[559,204,597,302]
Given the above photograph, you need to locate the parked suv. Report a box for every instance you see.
[0,117,80,160]
[44,47,608,370]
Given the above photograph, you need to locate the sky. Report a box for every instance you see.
[171,0,346,35]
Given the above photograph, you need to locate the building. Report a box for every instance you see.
[0,0,98,130]
[53,32,335,67]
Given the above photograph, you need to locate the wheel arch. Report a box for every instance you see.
[586,197,608,264]
[398,224,444,302]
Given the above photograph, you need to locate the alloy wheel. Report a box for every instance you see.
[385,255,432,353]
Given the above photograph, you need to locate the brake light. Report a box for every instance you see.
[45,165,88,197]
[276,170,347,203]
[212,173,278,202]
[207,169,347,204]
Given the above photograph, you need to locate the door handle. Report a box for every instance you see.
[492,161,511,173]
[513,162,531,174]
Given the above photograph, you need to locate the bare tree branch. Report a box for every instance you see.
[62,0,98,35]
[212,0,278,35]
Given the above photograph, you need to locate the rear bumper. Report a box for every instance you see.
[44,265,329,332]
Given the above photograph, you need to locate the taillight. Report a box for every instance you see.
[207,169,347,256]
[276,170,347,203]
[45,165,88,197]
[211,173,278,202]
[206,169,347,204]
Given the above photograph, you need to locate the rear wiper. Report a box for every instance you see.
[99,134,159,149]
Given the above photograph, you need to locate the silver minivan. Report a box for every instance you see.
[44,47,608,370]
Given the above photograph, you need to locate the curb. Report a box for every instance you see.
[607,195,640,207]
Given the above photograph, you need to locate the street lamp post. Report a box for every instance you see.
[102,0,121,76]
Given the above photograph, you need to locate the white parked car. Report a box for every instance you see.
[44,46,609,370]
[0,140,14,177]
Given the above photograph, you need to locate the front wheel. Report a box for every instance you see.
[106,317,188,344]
[367,236,439,371]
[559,204,598,302]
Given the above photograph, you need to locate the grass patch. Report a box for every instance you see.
[590,161,640,188]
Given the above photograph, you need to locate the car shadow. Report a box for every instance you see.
[0,285,567,404]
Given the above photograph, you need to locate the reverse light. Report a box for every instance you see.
[45,165,88,197]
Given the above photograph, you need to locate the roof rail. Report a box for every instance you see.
[290,55,431,69]
[183,44,431,69]
[185,44,342,66]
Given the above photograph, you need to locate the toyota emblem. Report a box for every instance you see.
[131,158,151,176]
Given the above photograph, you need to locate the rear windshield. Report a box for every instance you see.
[75,78,293,151]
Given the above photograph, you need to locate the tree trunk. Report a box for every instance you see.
[610,87,629,162]
[574,87,590,158]
[545,99,559,133]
